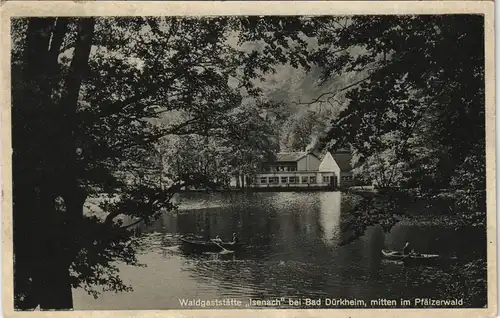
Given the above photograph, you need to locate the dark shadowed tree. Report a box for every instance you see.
[310,15,484,198]
[12,16,313,309]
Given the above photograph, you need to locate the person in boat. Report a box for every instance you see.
[403,242,413,256]
[212,235,223,243]
[231,233,239,244]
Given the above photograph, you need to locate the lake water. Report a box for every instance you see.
[73,192,486,310]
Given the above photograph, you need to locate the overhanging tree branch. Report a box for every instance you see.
[292,73,373,108]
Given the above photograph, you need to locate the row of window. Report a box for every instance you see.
[260,176,303,184]
[268,166,297,172]
[253,175,354,185]
[257,176,335,184]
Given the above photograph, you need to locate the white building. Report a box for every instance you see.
[319,151,355,187]
[246,151,354,189]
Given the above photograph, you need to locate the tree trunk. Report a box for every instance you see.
[13,18,59,310]
[13,185,39,310]
[13,17,95,310]
[37,187,87,310]
[46,18,69,89]
[42,18,95,309]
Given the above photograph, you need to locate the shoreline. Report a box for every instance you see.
[178,187,339,193]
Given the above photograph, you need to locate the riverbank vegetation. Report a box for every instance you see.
[12,15,486,309]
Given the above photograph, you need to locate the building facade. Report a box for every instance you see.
[320,151,355,188]
[244,151,354,189]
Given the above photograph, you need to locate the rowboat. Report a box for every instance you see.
[381,249,440,262]
[180,238,244,253]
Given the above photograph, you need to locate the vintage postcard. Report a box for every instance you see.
[0,1,496,318]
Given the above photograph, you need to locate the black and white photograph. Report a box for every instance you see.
[2,1,496,316]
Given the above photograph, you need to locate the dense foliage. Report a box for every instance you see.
[309,16,486,229]
[314,15,485,192]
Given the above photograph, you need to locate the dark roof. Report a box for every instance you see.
[275,152,318,162]
[331,152,353,171]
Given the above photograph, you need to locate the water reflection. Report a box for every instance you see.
[74,192,486,310]
[318,192,341,246]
